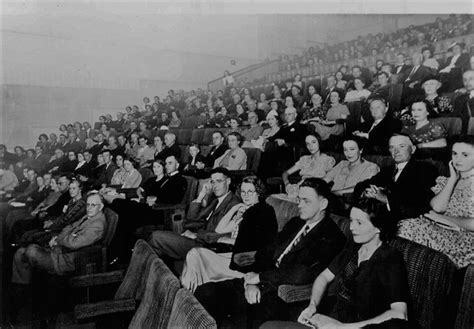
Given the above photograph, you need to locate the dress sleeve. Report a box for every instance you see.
[341,104,350,117]
[431,176,448,194]
[324,161,342,183]
[293,156,305,171]
[360,162,380,182]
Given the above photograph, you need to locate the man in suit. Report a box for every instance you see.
[401,53,433,105]
[155,132,182,161]
[82,121,97,140]
[11,192,106,284]
[393,53,413,83]
[195,178,346,327]
[440,42,471,92]
[147,167,240,260]
[93,149,117,188]
[353,97,402,154]
[322,75,337,105]
[31,145,51,174]
[453,70,474,135]
[354,134,438,221]
[200,131,228,169]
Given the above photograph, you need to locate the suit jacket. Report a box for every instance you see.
[52,210,106,273]
[271,121,307,147]
[402,65,433,87]
[203,144,228,168]
[394,64,413,82]
[183,192,240,244]
[254,216,346,287]
[453,93,474,134]
[354,159,438,220]
[440,53,470,72]
[49,197,87,231]
[32,153,51,174]
[359,116,402,155]
[95,162,118,187]
[155,173,188,204]
[155,143,182,161]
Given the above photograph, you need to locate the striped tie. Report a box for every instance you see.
[276,224,310,267]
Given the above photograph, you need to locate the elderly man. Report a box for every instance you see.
[354,134,437,220]
[11,192,106,284]
[155,132,181,161]
[195,178,346,327]
[353,97,402,155]
[148,167,239,261]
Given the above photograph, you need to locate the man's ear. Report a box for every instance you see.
[320,197,329,212]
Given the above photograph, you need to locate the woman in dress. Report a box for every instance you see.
[312,89,350,140]
[168,110,182,128]
[344,78,371,103]
[181,176,277,292]
[421,46,440,72]
[120,158,142,189]
[301,94,326,125]
[398,136,474,268]
[214,132,247,170]
[324,137,379,195]
[282,133,335,192]
[401,99,447,151]
[110,154,127,186]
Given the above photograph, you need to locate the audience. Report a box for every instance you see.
[195,178,346,327]
[1,15,473,327]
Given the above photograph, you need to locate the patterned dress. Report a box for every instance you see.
[294,153,336,179]
[397,176,474,268]
[402,121,447,145]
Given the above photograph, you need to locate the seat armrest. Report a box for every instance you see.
[69,270,125,288]
[153,203,186,211]
[74,298,136,320]
[278,284,312,303]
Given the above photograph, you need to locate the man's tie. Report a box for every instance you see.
[276,224,310,267]
[406,66,417,82]
[393,165,402,182]
[205,198,219,221]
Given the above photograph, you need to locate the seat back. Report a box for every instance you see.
[167,288,217,329]
[432,117,462,137]
[182,175,198,205]
[243,148,262,173]
[191,129,205,145]
[455,264,474,329]
[265,196,299,232]
[102,207,119,247]
[389,237,456,329]
[467,117,474,136]
[129,257,180,329]
[115,239,158,301]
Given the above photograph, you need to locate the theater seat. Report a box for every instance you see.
[128,257,180,328]
[191,129,205,145]
[432,117,462,137]
[72,239,158,321]
[167,288,217,329]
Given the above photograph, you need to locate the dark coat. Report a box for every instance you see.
[155,143,182,161]
[359,116,402,155]
[203,144,228,168]
[254,216,346,287]
[354,159,438,220]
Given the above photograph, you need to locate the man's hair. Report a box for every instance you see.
[210,167,231,179]
[86,191,105,206]
[390,133,415,146]
[299,177,333,213]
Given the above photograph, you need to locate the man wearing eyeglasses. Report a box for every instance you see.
[148,167,240,261]
[11,192,106,284]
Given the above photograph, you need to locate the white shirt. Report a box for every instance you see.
[394,161,409,181]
